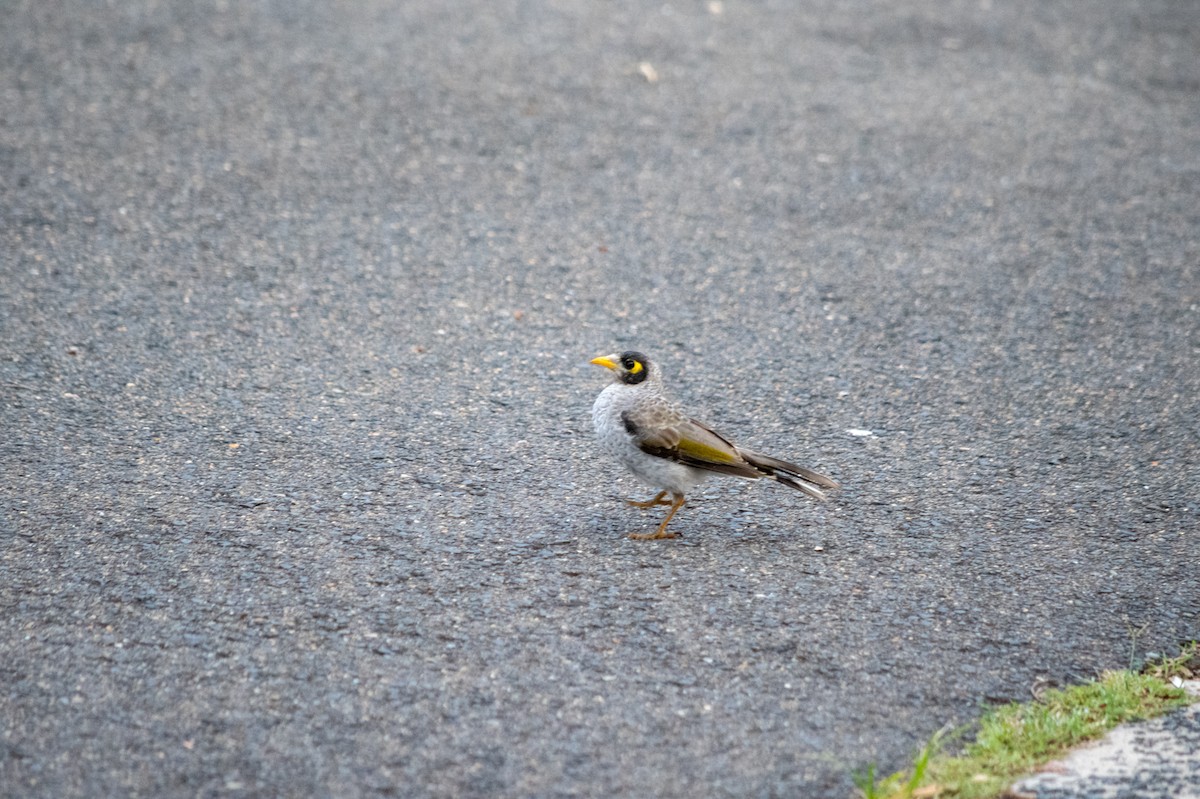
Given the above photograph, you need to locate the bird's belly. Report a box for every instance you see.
[620,450,708,495]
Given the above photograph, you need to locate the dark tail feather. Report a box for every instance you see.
[739,449,839,501]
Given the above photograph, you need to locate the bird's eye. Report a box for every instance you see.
[621,357,634,369]
[625,359,643,375]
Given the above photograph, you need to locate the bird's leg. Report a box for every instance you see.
[628,493,685,540]
[626,490,671,509]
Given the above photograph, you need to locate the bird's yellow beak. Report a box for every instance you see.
[590,355,617,370]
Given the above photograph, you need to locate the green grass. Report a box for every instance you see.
[854,642,1198,799]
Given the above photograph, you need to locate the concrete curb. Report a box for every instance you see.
[1007,682,1200,799]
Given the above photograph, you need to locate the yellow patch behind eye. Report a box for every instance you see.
[629,360,643,374]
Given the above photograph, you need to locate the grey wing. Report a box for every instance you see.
[621,409,762,479]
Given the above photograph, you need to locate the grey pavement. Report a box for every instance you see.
[2,1,1198,797]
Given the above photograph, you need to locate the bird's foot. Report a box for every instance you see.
[628,529,682,541]
[626,491,672,509]
[626,493,687,540]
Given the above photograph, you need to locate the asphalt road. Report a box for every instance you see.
[2,1,1198,797]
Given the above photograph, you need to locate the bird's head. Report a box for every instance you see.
[590,350,653,386]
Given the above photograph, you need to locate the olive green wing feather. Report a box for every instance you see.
[622,408,839,499]
[621,410,761,479]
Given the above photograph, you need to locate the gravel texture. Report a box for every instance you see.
[2,1,1198,797]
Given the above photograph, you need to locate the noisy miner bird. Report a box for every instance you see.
[590,350,838,540]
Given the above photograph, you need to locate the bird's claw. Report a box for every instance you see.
[627,530,682,540]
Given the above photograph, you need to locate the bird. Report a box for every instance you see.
[590,350,838,540]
